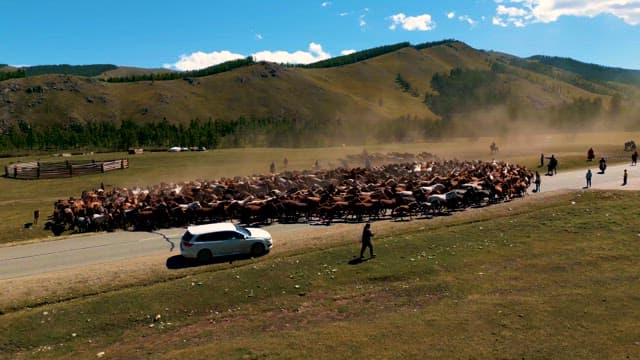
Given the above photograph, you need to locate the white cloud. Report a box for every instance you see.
[164,43,332,70]
[493,0,640,27]
[447,11,456,19]
[163,50,245,71]
[321,1,331,7]
[255,33,263,40]
[388,13,435,31]
[458,15,478,26]
[497,4,528,17]
[253,42,331,64]
[339,12,350,17]
[359,14,367,27]
[341,49,356,55]
[492,16,508,26]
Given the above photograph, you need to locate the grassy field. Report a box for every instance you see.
[1,189,639,358]
[0,131,636,245]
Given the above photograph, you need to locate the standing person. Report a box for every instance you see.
[33,209,39,225]
[539,153,544,168]
[359,223,375,259]
[632,151,638,166]
[599,157,607,174]
[546,154,557,175]
[534,171,541,192]
[283,157,288,169]
[269,161,276,174]
[623,169,628,186]
[586,169,592,188]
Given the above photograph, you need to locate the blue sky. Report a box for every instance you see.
[1,0,639,70]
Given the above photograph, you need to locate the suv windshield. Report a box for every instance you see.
[234,225,250,237]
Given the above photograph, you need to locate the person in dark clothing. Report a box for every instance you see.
[539,153,544,168]
[632,151,638,166]
[587,147,595,161]
[269,161,276,174]
[533,171,541,192]
[360,223,375,259]
[546,155,557,175]
[623,169,628,186]
[33,209,39,225]
[599,157,607,174]
[586,169,592,188]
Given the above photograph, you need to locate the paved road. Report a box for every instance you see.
[530,162,640,192]
[1,161,637,280]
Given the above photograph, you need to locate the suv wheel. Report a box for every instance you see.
[250,243,266,257]
[197,249,212,263]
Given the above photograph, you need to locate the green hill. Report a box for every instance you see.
[529,55,640,87]
[0,40,638,152]
[24,64,118,77]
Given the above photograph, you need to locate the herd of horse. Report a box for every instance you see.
[47,159,533,235]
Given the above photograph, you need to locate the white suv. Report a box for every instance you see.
[180,223,273,262]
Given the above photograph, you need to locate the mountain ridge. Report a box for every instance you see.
[0,40,638,150]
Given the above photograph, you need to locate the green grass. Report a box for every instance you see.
[1,190,639,358]
[0,132,635,245]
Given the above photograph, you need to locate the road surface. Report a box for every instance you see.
[1,162,637,280]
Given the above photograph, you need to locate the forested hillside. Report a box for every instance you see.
[529,56,640,87]
[0,40,638,153]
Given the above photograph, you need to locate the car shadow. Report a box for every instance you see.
[166,253,266,269]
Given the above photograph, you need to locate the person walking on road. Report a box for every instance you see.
[632,151,638,166]
[585,169,592,188]
[623,169,628,186]
[539,153,544,168]
[360,223,375,259]
[534,171,541,192]
[546,154,558,175]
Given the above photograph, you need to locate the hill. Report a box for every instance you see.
[528,55,640,87]
[0,40,639,151]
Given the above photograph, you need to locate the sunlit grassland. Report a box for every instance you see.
[1,190,639,358]
[0,131,636,245]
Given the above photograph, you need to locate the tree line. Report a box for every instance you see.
[425,67,508,121]
[25,64,118,77]
[0,68,26,81]
[0,113,451,153]
[105,57,255,83]
[0,65,117,81]
[530,55,640,87]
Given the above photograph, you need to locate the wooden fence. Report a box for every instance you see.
[4,159,129,179]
